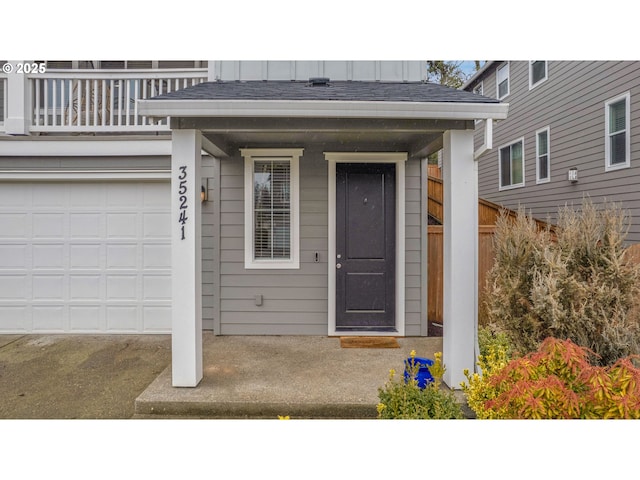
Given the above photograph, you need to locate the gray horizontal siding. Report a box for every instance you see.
[218,147,426,336]
[218,148,329,335]
[473,61,640,244]
[404,158,423,336]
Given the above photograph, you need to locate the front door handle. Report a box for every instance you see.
[336,263,342,269]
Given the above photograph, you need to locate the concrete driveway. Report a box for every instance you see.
[0,334,171,419]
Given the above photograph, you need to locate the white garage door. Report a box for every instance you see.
[0,181,171,333]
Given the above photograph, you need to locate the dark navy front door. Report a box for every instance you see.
[335,163,395,331]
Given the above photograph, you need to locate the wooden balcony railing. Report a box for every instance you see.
[26,69,207,133]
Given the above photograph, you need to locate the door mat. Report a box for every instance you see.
[340,337,400,348]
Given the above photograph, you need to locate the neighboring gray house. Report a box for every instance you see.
[1,61,508,388]
[463,61,640,244]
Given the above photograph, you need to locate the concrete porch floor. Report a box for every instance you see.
[135,332,452,419]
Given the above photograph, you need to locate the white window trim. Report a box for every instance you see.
[324,151,407,337]
[496,62,510,100]
[536,126,551,184]
[529,61,548,90]
[605,92,631,171]
[498,137,525,191]
[242,148,302,269]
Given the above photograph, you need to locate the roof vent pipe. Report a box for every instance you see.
[308,77,331,86]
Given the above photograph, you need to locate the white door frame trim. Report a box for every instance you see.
[324,152,407,337]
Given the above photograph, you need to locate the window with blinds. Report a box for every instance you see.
[242,149,302,269]
[606,92,630,170]
[253,160,291,259]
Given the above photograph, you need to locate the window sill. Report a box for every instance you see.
[498,182,525,191]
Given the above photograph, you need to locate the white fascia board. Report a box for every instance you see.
[0,138,172,157]
[139,99,509,121]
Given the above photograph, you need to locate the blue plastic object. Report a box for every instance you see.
[404,356,434,389]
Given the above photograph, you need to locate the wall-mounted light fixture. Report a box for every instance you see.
[201,184,208,203]
[568,167,578,183]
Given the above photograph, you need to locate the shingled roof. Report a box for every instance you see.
[150,80,500,104]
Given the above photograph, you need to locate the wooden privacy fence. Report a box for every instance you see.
[427,225,496,325]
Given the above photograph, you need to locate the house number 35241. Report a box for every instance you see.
[178,166,188,240]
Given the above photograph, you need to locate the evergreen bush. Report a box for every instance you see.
[485,199,640,365]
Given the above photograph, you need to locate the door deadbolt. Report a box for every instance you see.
[336,263,342,269]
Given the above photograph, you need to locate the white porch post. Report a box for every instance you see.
[5,63,30,135]
[442,129,477,388]
[171,129,203,387]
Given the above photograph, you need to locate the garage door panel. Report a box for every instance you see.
[0,276,28,299]
[33,213,65,238]
[33,184,66,207]
[107,184,138,207]
[0,181,171,333]
[69,306,102,331]
[69,275,101,300]
[0,214,28,237]
[107,213,138,238]
[33,244,65,268]
[107,306,138,331]
[107,275,138,300]
[143,306,171,331]
[143,213,171,238]
[144,275,171,300]
[69,244,102,269]
[0,184,28,205]
[33,306,65,331]
[70,213,101,237]
[106,244,138,269]
[0,307,28,331]
[143,245,171,269]
[33,275,65,299]
[69,184,103,208]
[0,245,28,268]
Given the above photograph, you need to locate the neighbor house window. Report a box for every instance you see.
[529,61,548,89]
[242,148,302,269]
[496,63,509,99]
[499,138,524,189]
[605,92,631,171]
[536,127,550,183]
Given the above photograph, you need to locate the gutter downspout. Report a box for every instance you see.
[473,118,493,160]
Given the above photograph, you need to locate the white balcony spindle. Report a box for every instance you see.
[125,79,131,126]
[34,79,41,126]
[142,79,148,125]
[109,79,115,127]
[133,79,139,126]
[117,79,122,126]
[101,79,106,127]
[84,80,90,127]
[52,79,57,127]
[60,79,66,127]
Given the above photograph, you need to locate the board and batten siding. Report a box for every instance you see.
[215,147,424,336]
[473,61,640,244]
[210,61,426,83]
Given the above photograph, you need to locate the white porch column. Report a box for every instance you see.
[5,63,30,134]
[171,129,203,387]
[442,129,477,388]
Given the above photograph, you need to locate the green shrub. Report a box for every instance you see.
[462,337,640,419]
[478,325,514,359]
[485,199,640,365]
[377,351,463,419]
